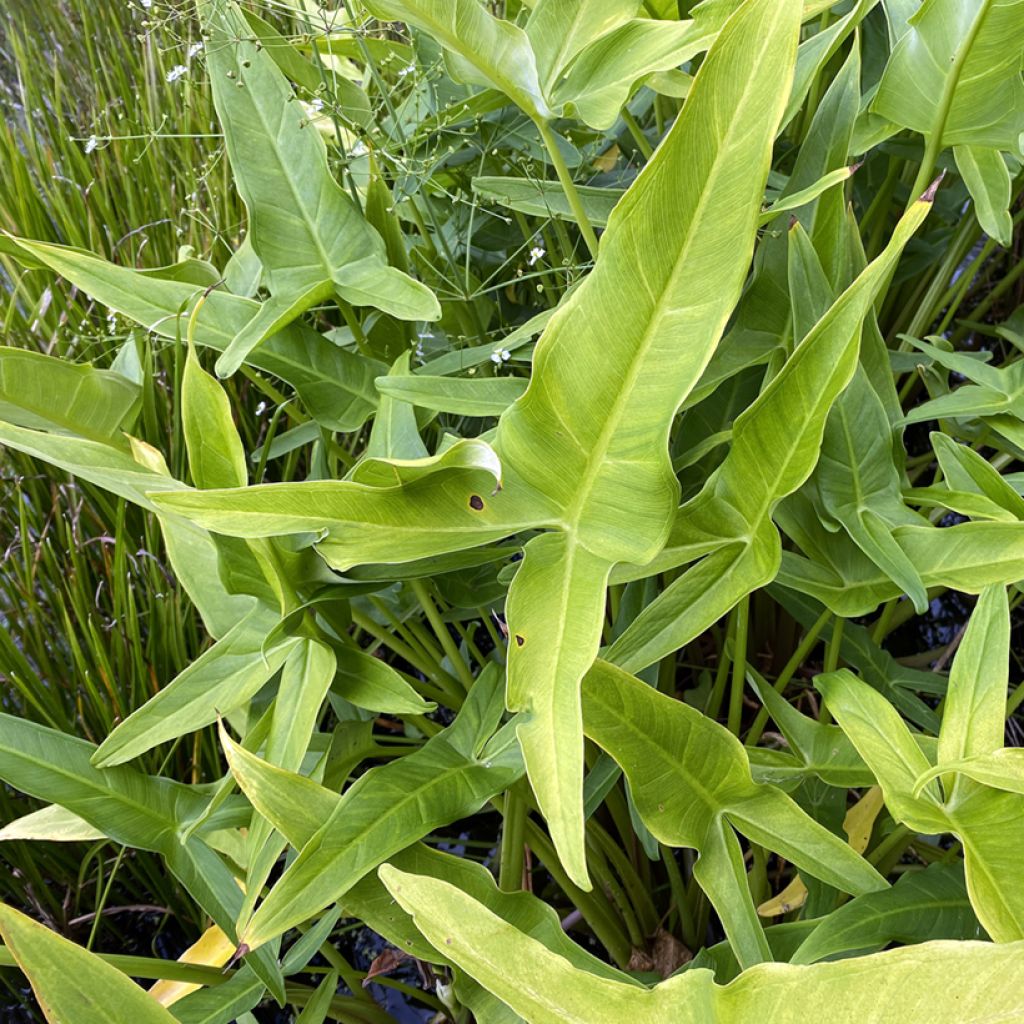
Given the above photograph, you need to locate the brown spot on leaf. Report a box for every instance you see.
[514,634,525,647]
[469,494,485,510]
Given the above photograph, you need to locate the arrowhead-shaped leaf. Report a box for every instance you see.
[380,865,1024,1024]
[495,0,802,885]
[582,660,885,967]
[198,0,438,376]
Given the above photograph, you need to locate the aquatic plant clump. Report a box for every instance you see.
[0,0,1023,1021]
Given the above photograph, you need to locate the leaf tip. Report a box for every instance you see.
[921,171,946,203]
[224,943,249,972]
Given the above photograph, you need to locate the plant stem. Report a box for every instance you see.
[303,932,377,1008]
[350,609,463,707]
[662,844,698,950]
[411,578,475,692]
[824,620,844,676]
[1007,680,1024,718]
[820,616,845,725]
[87,846,127,950]
[728,596,750,736]
[0,948,234,986]
[905,0,996,207]
[523,820,633,966]
[590,821,659,937]
[745,608,831,746]
[894,213,980,343]
[705,614,736,720]
[621,108,653,160]
[952,251,1024,341]
[587,835,645,948]
[868,825,915,876]
[934,236,998,335]
[534,118,600,259]
[499,784,527,891]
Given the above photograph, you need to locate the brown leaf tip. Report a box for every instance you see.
[922,171,946,203]
[363,947,411,986]
[224,943,249,972]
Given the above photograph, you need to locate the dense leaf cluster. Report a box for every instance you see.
[1,0,1023,1021]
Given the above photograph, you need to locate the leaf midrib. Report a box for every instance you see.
[561,21,776,551]
[584,681,745,833]
[236,57,337,285]
[0,744,176,845]
[248,747,512,937]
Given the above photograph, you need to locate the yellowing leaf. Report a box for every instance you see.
[148,924,236,1007]
[0,903,178,1023]
[758,787,884,917]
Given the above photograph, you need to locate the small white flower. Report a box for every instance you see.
[310,97,324,113]
[255,401,267,416]
[489,351,502,365]
[527,246,545,266]
[397,63,415,78]
[166,65,188,83]
[140,0,153,8]
[500,349,511,362]
[415,341,426,359]
[84,135,99,154]
[187,42,203,59]
[350,140,368,157]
